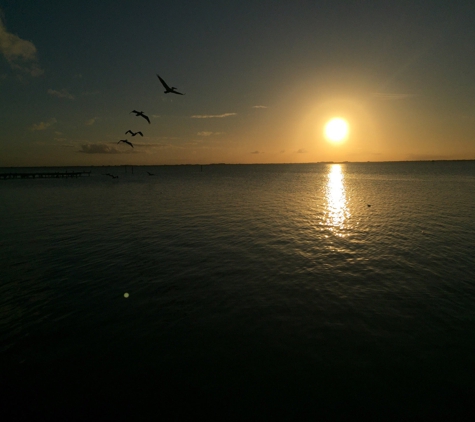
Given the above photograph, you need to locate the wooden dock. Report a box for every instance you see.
[0,171,91,180]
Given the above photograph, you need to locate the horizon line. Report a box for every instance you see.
[1,159,475,168]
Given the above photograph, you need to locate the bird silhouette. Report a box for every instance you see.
[130,110,150,124]
[118,139,134,148]
[125,130,143,137]
[156,74,184,95]
[103,173,119,179]
[147,171,154,176]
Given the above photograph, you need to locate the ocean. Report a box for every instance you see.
[1,162,475,420]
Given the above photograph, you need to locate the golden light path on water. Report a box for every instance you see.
[324,164,350,236]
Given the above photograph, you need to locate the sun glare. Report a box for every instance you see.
[324,118,349,143]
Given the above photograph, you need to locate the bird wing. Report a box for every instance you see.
[126,141,134,148]
[143,114,150,124]
[137,131,143,136]
[157,74,171,90]
[130,110,138,114]
[125,130,132,135]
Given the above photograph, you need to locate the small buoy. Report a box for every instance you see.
[124,293,129,298]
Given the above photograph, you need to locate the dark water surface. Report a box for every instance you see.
[1,162,475,420]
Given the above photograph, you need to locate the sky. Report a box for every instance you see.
[1,0,475,166]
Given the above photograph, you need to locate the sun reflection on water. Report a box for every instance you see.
[325,164,350,235]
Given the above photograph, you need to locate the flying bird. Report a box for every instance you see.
[147,171,154,176]
[156,74,185,95]
[103,173,119,179]
[130,110,150,124]
[118,139,134,148]
[125,130,143,137]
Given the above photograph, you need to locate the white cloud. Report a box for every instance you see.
[79,143,120,154]
[197,131,225,136]
[30,118,57,131]
[85,117,98,126]
[191,113,236,118]
[0,11,43,76]
[129,142,171,149]
[252,105,267,109]
[48,89,75,100]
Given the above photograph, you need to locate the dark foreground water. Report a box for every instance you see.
[1,162,475,420]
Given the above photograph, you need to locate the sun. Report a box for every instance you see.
[324,118,349,143]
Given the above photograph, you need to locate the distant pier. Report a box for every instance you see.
[0,171,91,180]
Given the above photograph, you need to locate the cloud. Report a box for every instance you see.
[197,131,225,136]
[79,143,120,154]
[0,11,43,76]
[30,118,57,131]
[48,88,75,100]
[252,105,267,109]
[85,117,98,126]
[191,113,236,118]
[251,150,260,154]
[296,149,307,153]
[372,92,417,100]
[130,142,171,149]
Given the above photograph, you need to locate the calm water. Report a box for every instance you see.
[1,162,475,420]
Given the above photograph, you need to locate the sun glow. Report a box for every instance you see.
[324,118,349,143]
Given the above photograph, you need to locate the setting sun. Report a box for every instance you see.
[324,118,349,143]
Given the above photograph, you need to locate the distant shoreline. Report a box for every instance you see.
[1,159,475,169]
